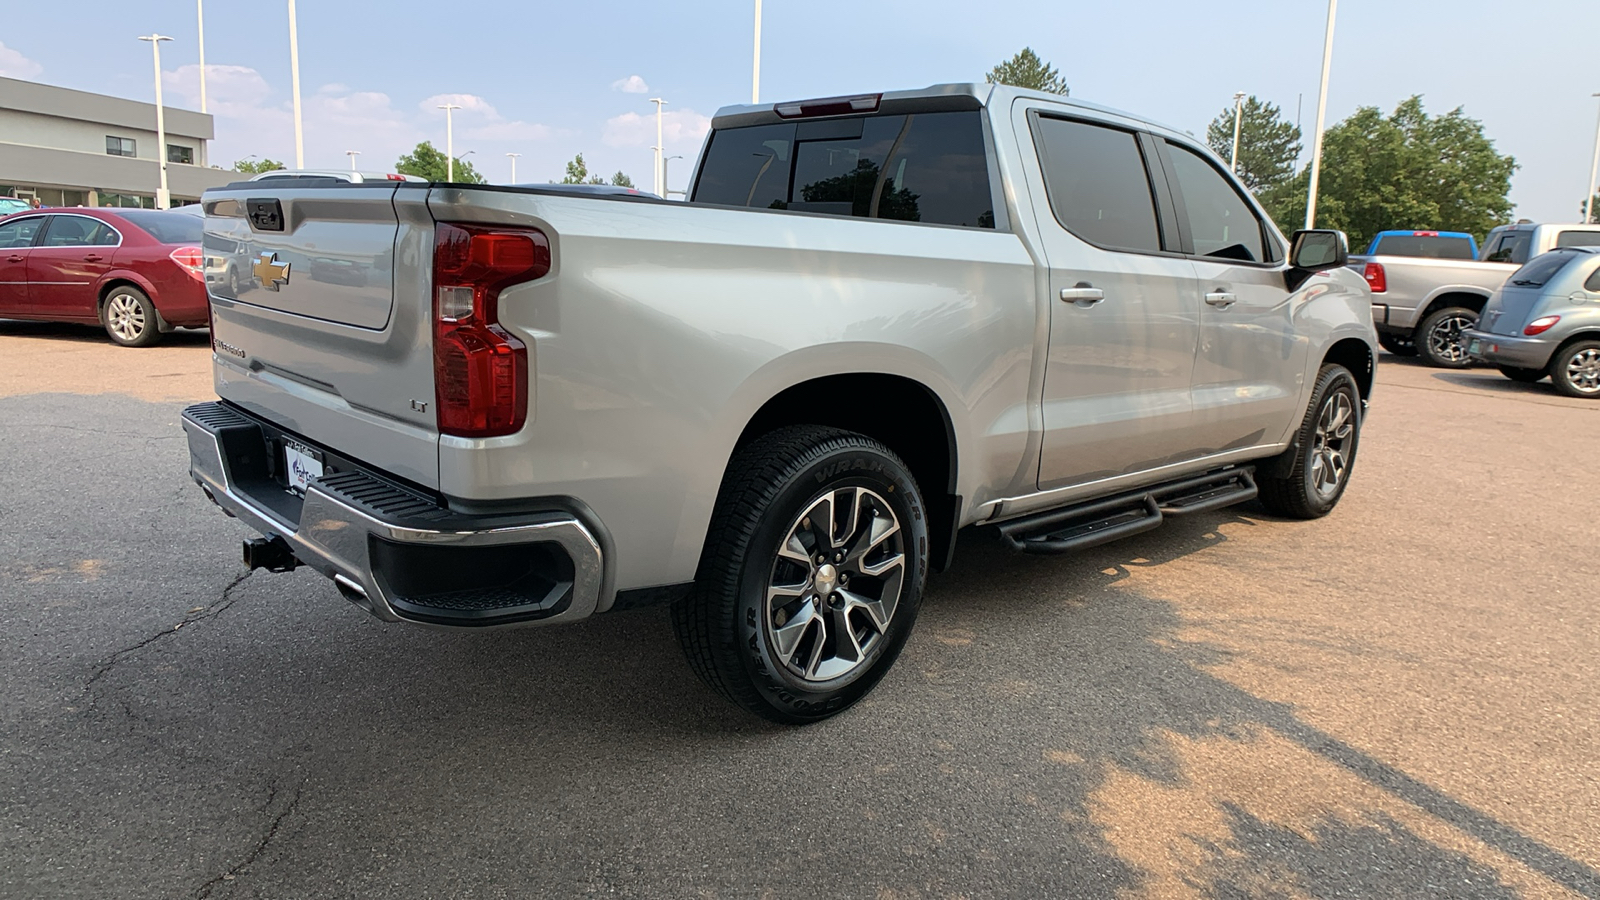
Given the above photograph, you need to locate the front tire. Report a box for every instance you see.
[101,286,163,347]
[672,426,928,724]
[1258,364,1362,519]
[1415,307,1477,368]
[1549,340,1600,398]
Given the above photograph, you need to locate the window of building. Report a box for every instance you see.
[1165,142,1269,263]
[167,144,194,165]
[96,192,156,209]
[1033,117,1163,254]
[106,136,137,157]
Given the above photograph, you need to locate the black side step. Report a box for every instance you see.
[995,467,1256,555]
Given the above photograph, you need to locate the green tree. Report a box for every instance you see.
[1205,96,1301,196]
[610,171,635,189]
[394,141,486,183]
[233,157,285,175]
[1582,194,1599,223]
[985,47,1068,95]
[1272,96,1516,248]
[558,153,606,185]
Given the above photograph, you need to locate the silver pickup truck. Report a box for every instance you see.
[183,83,1376,723]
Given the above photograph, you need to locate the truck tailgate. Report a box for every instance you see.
[202,183,442,489]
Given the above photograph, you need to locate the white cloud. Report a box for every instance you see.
[611,75,649,94]
[317,82,350,94]
[603,109,712,150]
[0,42,44,79]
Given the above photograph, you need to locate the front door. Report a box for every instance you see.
[0,215,49,317]
[1159,140,1305,454]
[26,215,119,319]
[1024,112,1200,490]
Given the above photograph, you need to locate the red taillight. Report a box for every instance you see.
[1524,315,1560,336]
[431,222,549,438]
[774,93,882,119]
[1363,262,1387,293]
[170,245,204,281]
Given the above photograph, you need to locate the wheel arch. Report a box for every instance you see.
[1322,336,1375,401]
[95,273,158,313]
[1417,289,1490,324]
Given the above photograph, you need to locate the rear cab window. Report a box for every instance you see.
[691,110,996,229]
[1372,233,1475,259]
[1554,229,1600,249]
[1031,116,1164,253]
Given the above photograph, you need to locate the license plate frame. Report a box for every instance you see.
[282,439,324,493]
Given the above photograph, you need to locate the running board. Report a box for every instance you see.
[995,467,1257,555]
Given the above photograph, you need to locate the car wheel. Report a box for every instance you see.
[672,425,928,724]
[1549,340,1600,398]
[1377,333,1418,357]
[101,286,163,347]
[227,266,241,296]
[1258,364,1362,519]
[1497,365,1545,384]
[1415,307,1477,368]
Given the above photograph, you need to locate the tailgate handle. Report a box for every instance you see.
[246,198,285,232]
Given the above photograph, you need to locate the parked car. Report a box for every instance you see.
[0,197,32,216]
[1349,250,1516,367]
[1364,230,1478,260]
[1464,246,1600,397]
[247,169,426,184]
[0,207,207,346]
[183,83,1375,723]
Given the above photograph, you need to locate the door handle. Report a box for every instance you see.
[1205,291,1238,308]
[5,254,22,263]
[83,254,103,262]
[1060,284,1105,305]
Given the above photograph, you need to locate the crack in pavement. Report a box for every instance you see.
[194,779,306,900]
[85,569,256,691]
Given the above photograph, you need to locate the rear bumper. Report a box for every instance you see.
[1463,329,1554,370]
[182,401,604,629]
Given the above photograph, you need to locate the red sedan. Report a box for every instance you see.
[0,206,208,347]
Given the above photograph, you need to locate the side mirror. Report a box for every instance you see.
[1289,229,1348,271]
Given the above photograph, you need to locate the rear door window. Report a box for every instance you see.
[0,216,47,248]
[117,210,203,244]
[41,216,118,247]
[1507,250,1580,288]
[1165,142,1268,263]
[692,111,996,228]
[1372,234,1475,259]
[1032,117,1163,253]
[1554,230,1600,249]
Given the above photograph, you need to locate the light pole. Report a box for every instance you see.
[1586,93,1600,223]
[196,0,207,114]
[650,97,666,197]
[663,154,683,198]
[506,152,521,183]
[287,0,304,168]
[752,0,762,104]
[1230,91,1246,174]
[138,34,174,209]
[346,149,360,173]
[1304,0,1337,229]
[437,103,462,181]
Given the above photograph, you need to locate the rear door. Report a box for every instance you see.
[0,215,48,316]
[203,183,443,489]
[1022,110,1201,490]
[26,214,119,318]
[1159,139,1305,454]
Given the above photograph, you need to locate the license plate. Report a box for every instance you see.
[1468,339,1482,355]
[283,440,324,493]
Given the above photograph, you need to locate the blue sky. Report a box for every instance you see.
[2,0,1595,220]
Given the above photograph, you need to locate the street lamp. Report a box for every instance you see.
[437,103,462,181]
[1586,92,1600,224]
[1230,91,1246,174]
[506,151,521,183]
[196,0,207,114]
[1304,0,1337,229]
[650,98,666,197]
[663,154,683,198]
[287,0,304,168]
[346,149,360,173]
[138,34,174,210]
[752,0,762,104]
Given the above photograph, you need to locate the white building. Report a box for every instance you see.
[0,75,240,208]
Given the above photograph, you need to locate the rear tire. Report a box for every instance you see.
[1258,364,1362,519]
[1548,340,1600,398]
[671,426,928,724]
[1497,365,1545,384]
[1415,307,1477,369]
[101,286,163,347]
[1378,333,1418,357]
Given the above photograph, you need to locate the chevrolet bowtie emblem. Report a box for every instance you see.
[252,252,291,291]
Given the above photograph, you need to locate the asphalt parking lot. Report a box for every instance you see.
[1,320,1597,899]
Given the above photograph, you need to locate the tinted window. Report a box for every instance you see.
[1034,118,1161,253]
[105,136,136,157]
[1586,265,1600,293]
[168,144,194,164]
[692,112,996,228]
[1372,234,1475,259]
[1167,143,1266,263]
[1507,250,1580,288]
[1483,231,1531,264]
[1555,230,1600,249]
[117,210,203,244]
[42,217,118,247]
[0,216,46,248]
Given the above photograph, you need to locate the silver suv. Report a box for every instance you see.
[1466,247,1600,397]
